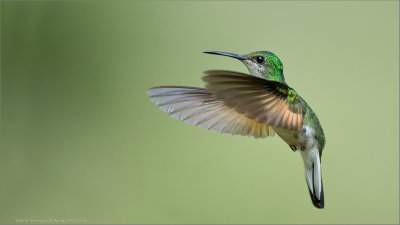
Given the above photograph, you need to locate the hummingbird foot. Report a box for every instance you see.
[290,145,297,152]
[301,146,306,151]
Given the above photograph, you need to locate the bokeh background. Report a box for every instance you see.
[1,1,398,224]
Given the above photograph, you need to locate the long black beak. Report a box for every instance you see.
[203,51,247,60]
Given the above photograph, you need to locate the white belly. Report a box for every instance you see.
[272,125,317,150]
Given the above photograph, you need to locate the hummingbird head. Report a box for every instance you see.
[204,51,285,82]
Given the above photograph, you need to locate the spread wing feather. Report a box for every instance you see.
[203,70,304,130]
[147,86,275,138]
[147,70,304,138]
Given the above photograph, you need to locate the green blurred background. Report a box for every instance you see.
[1,1,398,224]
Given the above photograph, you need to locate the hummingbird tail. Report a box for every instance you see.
[300,146,324,209]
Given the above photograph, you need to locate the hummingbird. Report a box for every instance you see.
[146,51,326,208]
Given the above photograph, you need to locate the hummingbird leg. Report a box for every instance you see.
[290,145,297,152]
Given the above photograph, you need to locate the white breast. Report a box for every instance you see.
[298,125,317,149]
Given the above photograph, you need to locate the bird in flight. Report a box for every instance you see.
[146,51,326,208]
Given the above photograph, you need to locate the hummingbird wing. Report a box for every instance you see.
[203,70,304,131]
[147,86,275,138]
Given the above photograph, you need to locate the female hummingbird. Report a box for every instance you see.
[146,51,326,208]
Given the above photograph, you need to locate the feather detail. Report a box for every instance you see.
[147,86,274,138]
[202,70,304,131]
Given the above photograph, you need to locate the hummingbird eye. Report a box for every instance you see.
[256,56,265,64]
